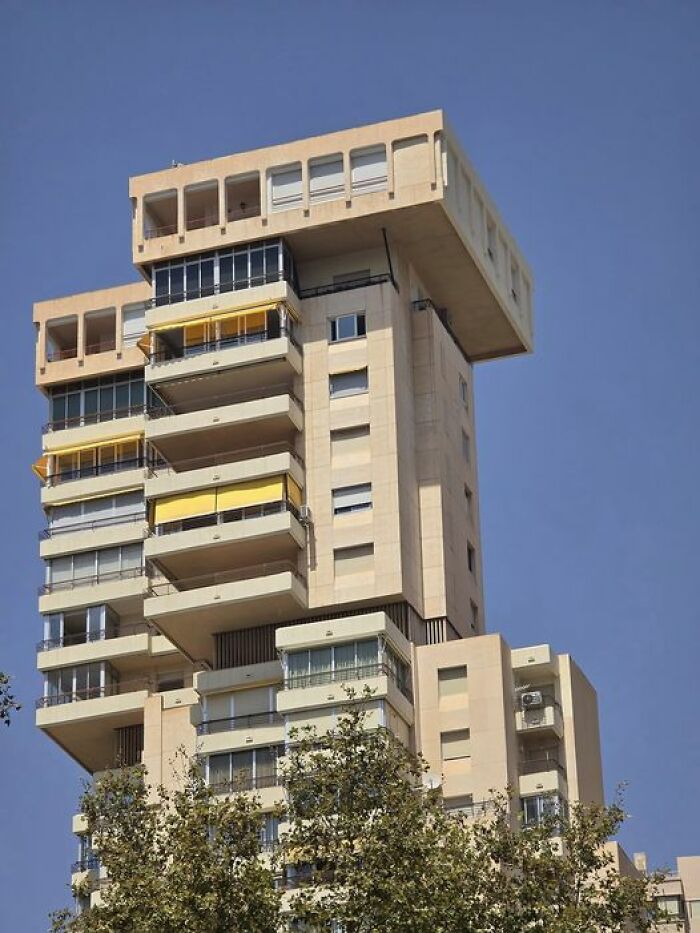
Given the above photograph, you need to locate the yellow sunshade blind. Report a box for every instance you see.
[287,476,302,509]
[149,301,281,335]
[32,455,48,481]
[136,333,151,356]
[153,490,217,524]
[216,476,284,512]
[47,433,143,458]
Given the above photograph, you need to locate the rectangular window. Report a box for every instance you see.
[688,900,700,918]
[332,483,372,516]
[329,368,368,399]
[467,544,476,574]
[329,312,366,343]
[510,263,521,304]
[287,639,380,687]
[441,729,471,761]
[462,431,471,464]
[334,543,374,577]
[459,375,469,408]
[121,303,147,346]
[269,164,303,212]
[438,666,468,699]
[309,154,344,203]
[331,425,370,465]
[464,486,473,520]
[656,896,683,918]
[350,145,388,195]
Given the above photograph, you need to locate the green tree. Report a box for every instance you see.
[0,670,20,726]
[281,694,663,933]
[52,698,665,932]
[51,760,280,933]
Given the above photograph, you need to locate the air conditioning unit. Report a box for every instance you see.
[521,691,544,710]
[298,505,312,525]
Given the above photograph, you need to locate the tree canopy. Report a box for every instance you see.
[0,670,20,726]
[53,695,664,932]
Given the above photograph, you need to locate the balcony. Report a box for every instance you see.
[277,661,414,725]
[144,302,301,407]
[39,512,146,559]
[196,711,285,757]
[36,671,191,771]
[38,567,146,616]
[518,750,566,778]
[37,620,149,653]
[515,701,564,738]
[145,387,303,466]
[146,498,305,580]
[36,681,148,773]
[37,624,178,673]
[144,561,307,661]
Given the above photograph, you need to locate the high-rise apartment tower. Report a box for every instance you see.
[33,112,603,903]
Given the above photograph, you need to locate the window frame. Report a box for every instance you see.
[329,368,369,399]
[328,312,366,344]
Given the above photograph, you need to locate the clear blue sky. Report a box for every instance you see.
[1,1,698,927]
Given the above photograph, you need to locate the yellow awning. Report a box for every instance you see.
[153,490,216,525]
[32,455,48,481]
[287,476,302,509]
[136,333,151,356]
[46,433,143,458]
[216,476,284,512]
[149,300,288,334]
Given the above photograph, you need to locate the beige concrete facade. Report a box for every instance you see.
[646,855,700,930]
[32,112,614,909]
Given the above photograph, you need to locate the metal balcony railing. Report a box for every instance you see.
[85,339,117,355]
[37,621,151,653]
[152,499,300,537]
[149,325,298,365]
[39,566,144,596]
[45,456,147,487]
[517,700,562,730]
[46,347,78,363]
[445,799,495,820]
[146,384,302,420]
[38,670,190,708]
[39,511,146,540]
[519,755,567,776]
[299,272,392,300]
[209,772,280,794]
[43,402,146,434]
[197,711,282,736]
[147,559,305,597]
[144,221,178,240]
[71,855,100,873]
[285,662,413,703]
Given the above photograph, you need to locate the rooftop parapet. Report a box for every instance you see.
[129,111,533,362]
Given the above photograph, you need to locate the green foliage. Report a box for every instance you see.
[280,694,662,932]
[0,670,20,726]
[52,757,280,933]
[53,697,664,932]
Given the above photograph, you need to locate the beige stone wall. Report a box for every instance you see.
[558,655,604,806]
